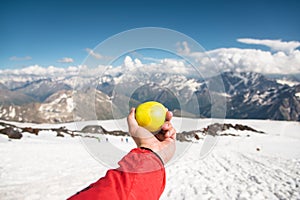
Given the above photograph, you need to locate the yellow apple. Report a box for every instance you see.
[135,101,167,132]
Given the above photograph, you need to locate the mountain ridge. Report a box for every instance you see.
[0,70,299,123]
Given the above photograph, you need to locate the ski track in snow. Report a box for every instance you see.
[0,119,300,200]
[163,144,300,200]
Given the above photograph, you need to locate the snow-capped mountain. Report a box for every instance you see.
[216,72,300,120]
[108,70,300,120]
[0,68,299,123]
[0,89,113,123]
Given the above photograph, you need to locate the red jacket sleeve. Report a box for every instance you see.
[68,148,166,200]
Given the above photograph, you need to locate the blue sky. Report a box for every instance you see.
[1,0,299,69]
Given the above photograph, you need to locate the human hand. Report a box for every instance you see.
[127,108,176,164]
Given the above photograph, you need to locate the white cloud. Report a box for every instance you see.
[0,65,109,79]
[177,40,300,75]
[160,58,185,68]
[159,58,189,74]
[85,48,104,59]
[237,38,300,54]
[176,41,191,55]
[9,56,32,61]
[124,56,134,68]
[3,38,300,79]
[119,56,192,75]
[134,58,143,68]
[123,56,143,69]
[0,65,78,76]
[57,57,74,63]
[206,48,300,74]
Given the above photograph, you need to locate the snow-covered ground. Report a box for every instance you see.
[0,118,300,200]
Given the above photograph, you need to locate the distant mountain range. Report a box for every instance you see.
[0,69,299,123]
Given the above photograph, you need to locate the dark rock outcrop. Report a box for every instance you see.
[0,127,22,139]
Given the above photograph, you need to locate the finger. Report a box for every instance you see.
[168,127,176,140]
[165,111,173,121]
[161,121,171,131]
[163,127,176,139]
[127,108,136,124]
[161,120,176,139]
[127,108,138,133]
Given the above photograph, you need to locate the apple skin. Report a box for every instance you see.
[135,101,167,132]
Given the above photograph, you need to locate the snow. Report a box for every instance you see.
[277,79,299,87]
[217,92,231,98]
[8,107,16,118]
[0,118,300,200]
[250,90,273,105]
[1,108,7,115]
[295,92,300,98]
[66,97,74,112]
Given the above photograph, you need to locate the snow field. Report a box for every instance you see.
[162,135,300,199]
[0,118,300,200]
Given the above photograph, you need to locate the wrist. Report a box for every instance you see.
[139,147,164,165]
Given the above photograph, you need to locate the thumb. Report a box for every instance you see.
[127,108,138,134]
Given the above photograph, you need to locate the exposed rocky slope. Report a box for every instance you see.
[0,70,299,123]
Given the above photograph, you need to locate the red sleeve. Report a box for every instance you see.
[68,148,166,200]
